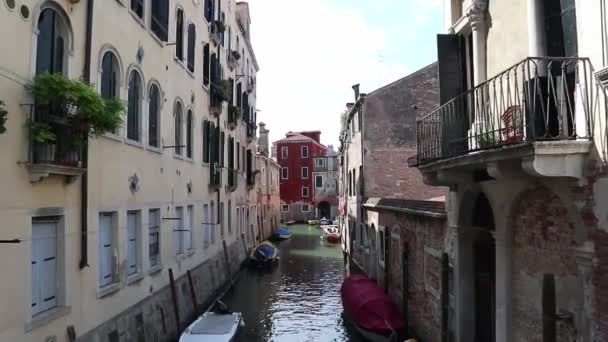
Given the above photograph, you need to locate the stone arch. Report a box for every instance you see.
[32,1,74,51]
[97,44,124,85]
[125,63,146,99]
[147,79,164,108]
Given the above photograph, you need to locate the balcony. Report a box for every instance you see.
[26,105,86,183]
[227,50,240,70]
[210,21,224,46]
[209,82,228,117]
[411,57,603,183]
[209,162,222,190]
[227,168,237,191]
[246,122,256,142]
[227,104,240,130]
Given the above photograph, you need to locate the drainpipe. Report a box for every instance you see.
[79,0,94,269]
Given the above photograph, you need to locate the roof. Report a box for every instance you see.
[363,198,446,218]
[274,132,327,149]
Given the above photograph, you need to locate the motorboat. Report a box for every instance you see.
[285,220,296,226]
[320,217,333,225]
[180,305,244,342]
[308,219,319,225]
[270,228,291,241]
[341,274,405,342]
[248,241,279,267]
[321,225,341,244]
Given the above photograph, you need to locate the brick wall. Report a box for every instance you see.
[512,187,578,342]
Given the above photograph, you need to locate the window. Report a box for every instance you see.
[151,0,169,41]
[185,205,193,251]
[236,142,241,169]
[210,201,216,243]
[175,9,184,60]
[281,167,288,180]
[301,146,309,158]
[302,186,309,197]
[127,70,142,141]
[174,207,184,255]
[302,204,310,212]
[220,202,225,239]
[219,131,225,166]
[315,175,323,188]
[148,84,160,147]
[379,229,385,264]
[282,204,288,212]
[203,43,210,86]
[36,8,68,75]
[203,203,210,246]
[126,211,140,277]
[148,209,160,268]
[101,52,119,99]
[359,165,363,195]
[174,102,183,155]
[130,0,143,19]
[204,0,214,22]
[315,158,325,167]
[228,201,232,234]
[31,218,59,316]
[203,120,210,163]
[281,146,288,158]
[220,12,226,45]
[301,167,308,179]
[186,110,193,158]
[187,24,196,72]
[99,212,117,288]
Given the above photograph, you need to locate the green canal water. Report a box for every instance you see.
[221,224,365,342]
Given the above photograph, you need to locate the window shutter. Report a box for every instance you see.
[176,10,184,60]
[203,44,210,86]
[175,208,183,255]
[32,222,58,315]
[185,207,193,250]
[127,213,137,276]
[220,131,225,167]
[99,214,113,287]
[210,203,216,242]
[148,210,159,266]
[203,205,210,244]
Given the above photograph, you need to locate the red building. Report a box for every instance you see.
[275,131,327,222]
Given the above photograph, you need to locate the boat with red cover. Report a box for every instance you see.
[341,274,405,342]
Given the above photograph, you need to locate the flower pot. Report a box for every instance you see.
[34,143,56,163]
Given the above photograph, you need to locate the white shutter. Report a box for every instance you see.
[32,222,57,315]
[175,207,183,255]
[127,212,138,275]
[185,206,193,250]
[99,214,113,287]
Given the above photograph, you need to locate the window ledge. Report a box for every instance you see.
[148,264,163,275]
[25,306,71,332]
[129,10,146,29]
[102,132,123,143]
[187,249,196,257]
[97,282,121,299]
[147,145,162,154]
[126,272,145,285]
[202,84,210,93]
[125,139,144,149]
[174,154,185,160]
[185,157,195,164]
[186,68,196,79]
[149,31,165,47]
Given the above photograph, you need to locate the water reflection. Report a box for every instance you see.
[221,225,364,342]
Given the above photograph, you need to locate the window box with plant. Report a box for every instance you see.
[26,74,125,182]
[227,50,241,70]
[210,20,225,45]
[227,104,240,129]
[210,80,232,116]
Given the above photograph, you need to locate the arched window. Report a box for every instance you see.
[174,102,183,155]
[186,110,193,158]
[36,8,69,75]
[175,9,184,60]
[187,24,196,72]
[148,84,160,147]
[101,52,119,99]
[127,70,142,141]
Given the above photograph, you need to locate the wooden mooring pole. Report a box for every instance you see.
[187,270,199,317]
[168,268,181,340]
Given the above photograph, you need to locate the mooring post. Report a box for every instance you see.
[187,270,198,317]
[169,268,181,339]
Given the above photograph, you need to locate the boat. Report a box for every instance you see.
[341,274,405,342]
[285,220,296,226]
[270,228,291,241]
[323,233,341,244]
[248,241,279,267]
[180,307,244,342]
[320,217,333,225]
[308,219,319,225]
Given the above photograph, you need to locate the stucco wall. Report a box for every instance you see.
[486,0,529,78]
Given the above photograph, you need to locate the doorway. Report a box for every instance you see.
[318,201,331,219]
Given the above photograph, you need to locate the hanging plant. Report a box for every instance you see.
[231,50,241,61]
[229,104,241,121]
[0,100,7,134]
[29,73,125,139]
[219,80,233,102]
[27,119,56,143]
[214,20,226,33]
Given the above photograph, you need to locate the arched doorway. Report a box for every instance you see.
[318,201,331,219]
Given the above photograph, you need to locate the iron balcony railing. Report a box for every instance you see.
[414,57,603,166]
[27,104,85,168]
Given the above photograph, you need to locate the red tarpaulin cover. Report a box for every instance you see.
[341,274,405,336]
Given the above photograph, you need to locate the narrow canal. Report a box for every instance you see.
[221,224,365,342]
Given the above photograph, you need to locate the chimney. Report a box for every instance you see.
[352,84,360,101]
[258,122,269,156]
[346,102,354,111]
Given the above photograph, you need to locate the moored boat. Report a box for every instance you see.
[285,220,296,226]
[323,233,341,244]
[341,274,405,342]
[308,219,319,225]
[179,310,244,342]
[248,241,279,267]
[271,228,291,241]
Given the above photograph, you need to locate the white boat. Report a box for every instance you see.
[179,311,244,342]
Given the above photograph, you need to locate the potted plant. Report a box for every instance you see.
[219,80,233,103]
[477,131,499,148]
[28,119,57,162]
[214,20,226,33]
[0,100,7,134]
[229,104,241,123]
[231,50,241,61]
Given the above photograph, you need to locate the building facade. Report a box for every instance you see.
[275,131,327,222]
[312,145,338,219]
[0,1,260,341]
[409,0,608,341]
[256,122,281,241]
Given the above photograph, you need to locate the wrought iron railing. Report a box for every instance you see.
[414,57,601,166]
[27,104,84,168]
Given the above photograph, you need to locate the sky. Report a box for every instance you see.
[247,0,444,148]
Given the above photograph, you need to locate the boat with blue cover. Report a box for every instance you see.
[271,228,291,241]
[249,241,279,267]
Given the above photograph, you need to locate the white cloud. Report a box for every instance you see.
[248,0,410,147]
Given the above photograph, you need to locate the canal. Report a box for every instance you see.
[220,224,365,342]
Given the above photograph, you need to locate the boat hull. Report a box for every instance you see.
[180,312,243,342]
